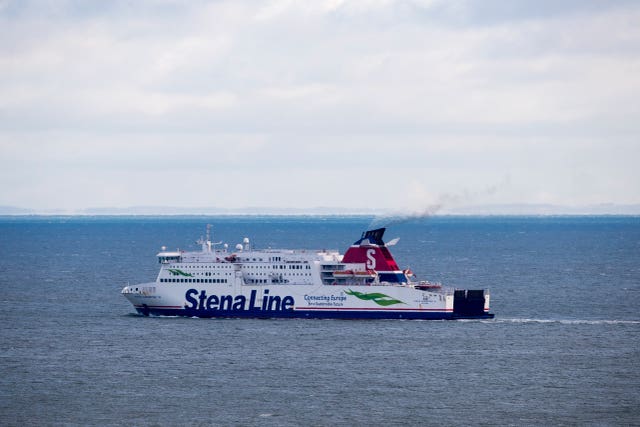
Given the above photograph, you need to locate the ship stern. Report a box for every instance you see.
[453,289,494,319]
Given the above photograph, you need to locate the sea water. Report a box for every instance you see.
[0,216,638,426]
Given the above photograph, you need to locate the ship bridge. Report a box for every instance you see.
[157,251,182,264]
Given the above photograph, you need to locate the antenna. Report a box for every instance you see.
[198,224,214,253]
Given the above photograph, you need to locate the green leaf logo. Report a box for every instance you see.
[168,269,193,277]
[344,289,404,306]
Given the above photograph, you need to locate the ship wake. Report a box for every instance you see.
[491,317,640,325]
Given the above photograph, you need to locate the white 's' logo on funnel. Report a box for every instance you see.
[366,248,376,269]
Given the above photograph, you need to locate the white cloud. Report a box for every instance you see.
[1,0,639,211]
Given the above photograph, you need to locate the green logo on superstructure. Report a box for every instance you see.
[168,269,193,277]
[344,289,404,306]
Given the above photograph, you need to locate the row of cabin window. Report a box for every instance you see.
[192,272,231,276]
[167,266,232,269]
[264,265,310,270]
[160,278,228,283]
[241,265,311,270]
[161,264,232,269]
[248,273,311,277]
[245,279,310,284]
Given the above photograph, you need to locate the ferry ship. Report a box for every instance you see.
[121,226,494,320]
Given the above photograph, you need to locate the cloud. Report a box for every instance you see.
[2,0,639,133]
[1,0,639,210]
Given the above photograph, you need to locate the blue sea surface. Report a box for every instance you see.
[0,216,639,426]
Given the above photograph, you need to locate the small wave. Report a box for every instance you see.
[123,313,144,318]
[495,318,640,325]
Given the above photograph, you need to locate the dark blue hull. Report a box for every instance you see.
[135,305,494,320]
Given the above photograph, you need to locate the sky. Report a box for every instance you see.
[1,0,639,213]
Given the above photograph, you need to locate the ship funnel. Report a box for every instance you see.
[354,228,386,246]
[341,227,402,276]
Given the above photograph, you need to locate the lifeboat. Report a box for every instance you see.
[333,270,354,277]
[354,270,377,277]
[415,281,442,290]
[333,269,377,278]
